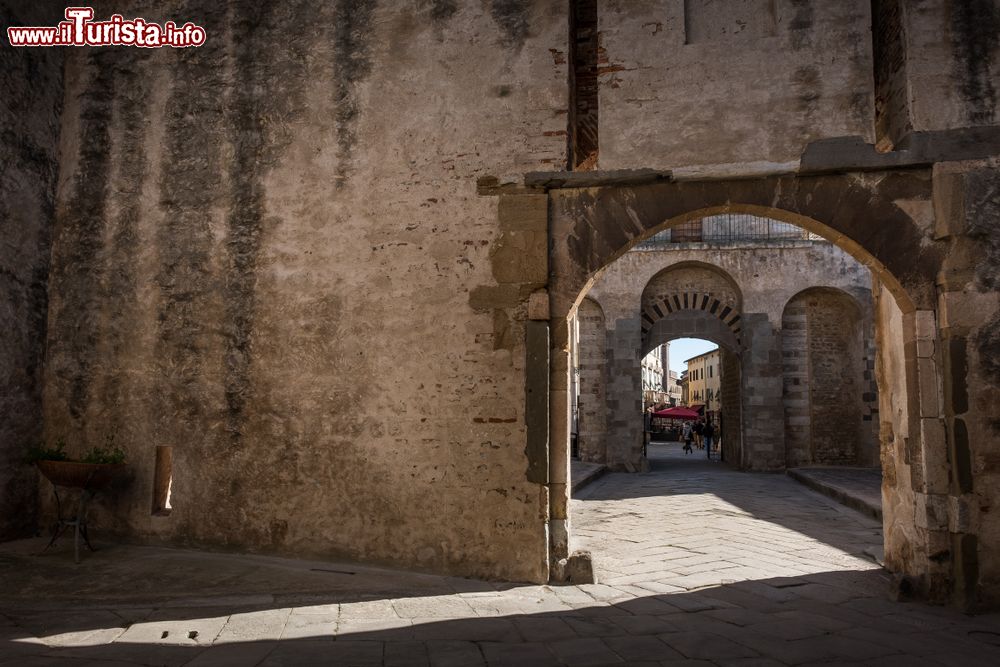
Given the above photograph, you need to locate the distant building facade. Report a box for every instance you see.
[685,349,721,419]
[641,344,669,407]
[666,370,682,406]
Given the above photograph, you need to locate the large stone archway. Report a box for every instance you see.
[576,232,877,476]
[548,172,936,314]
[532,169,974,605]
[583,260,747,470]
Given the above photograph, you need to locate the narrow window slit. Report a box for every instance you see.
[152,445,173,516]
[568,0,599,170]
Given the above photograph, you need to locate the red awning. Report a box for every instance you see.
[651,406,700,420]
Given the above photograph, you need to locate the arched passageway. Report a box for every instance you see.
[532,170,975,605]
[572,222,876,474]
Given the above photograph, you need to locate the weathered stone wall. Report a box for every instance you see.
[12,0,1000,608]
[576,298,606,463]
[782,288,875,468]
[875,280,919,574]
[642,264,740,313]
[719,346,742,465]
[808,290,865,464]
[903,1,1000,131]
[781,297,811,466]
[873,280,946,599]
[862,315,881,468]
[42,0,567,582]
[602,314,644,471]
[0,1,64,540]
[596,0,875,170]
[541,0,999,606]
[934,161,1000,608]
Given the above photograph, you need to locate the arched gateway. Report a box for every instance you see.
[503,168,982,606]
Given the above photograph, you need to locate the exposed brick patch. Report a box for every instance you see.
[569,0,599,170]
[872,0,912,150]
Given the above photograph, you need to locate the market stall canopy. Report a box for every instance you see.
[651,406,700,420]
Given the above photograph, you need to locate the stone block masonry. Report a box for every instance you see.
[582,242,875,471]
[37,1,569,583]
[3,0,1000,612]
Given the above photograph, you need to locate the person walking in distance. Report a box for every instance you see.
[703,420,716,460]
[693,419,704,449]
[682,421,693,454]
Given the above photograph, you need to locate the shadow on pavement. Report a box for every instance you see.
[2,570,1000,666]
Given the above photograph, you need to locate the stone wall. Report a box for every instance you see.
[934,161,1000,608]
[873,0,1000,149]
[591,242,873,328]
[719,346,742,465]
[8,0,1000,608]
[642,264,740,313]
[781,297,811,467]
[41,0,567,583]
[874,280,926,593]
[782,288,875,468]
[596,0,874,170]
[903,1,1000,131]
[0,1,64,540]
[576,298,606,463]
[808,290,865,464]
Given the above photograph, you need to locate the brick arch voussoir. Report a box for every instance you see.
[641,296,743,347]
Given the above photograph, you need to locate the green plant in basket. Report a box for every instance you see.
[24,438,69,464]
[81,432,126,465]
[25,434,126,465]
[81,446,126,465]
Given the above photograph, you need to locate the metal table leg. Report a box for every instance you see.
[42,484,98,564]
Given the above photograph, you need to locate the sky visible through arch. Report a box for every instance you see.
[668,338,718,374]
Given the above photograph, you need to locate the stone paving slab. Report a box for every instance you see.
[1,441,999,665]
[570,460,606,494]
[786,466,882,521]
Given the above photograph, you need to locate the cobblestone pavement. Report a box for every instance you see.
[572,444,884,592]
[2,442,999,666]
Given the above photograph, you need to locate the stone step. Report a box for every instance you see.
[787,466,883,522]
